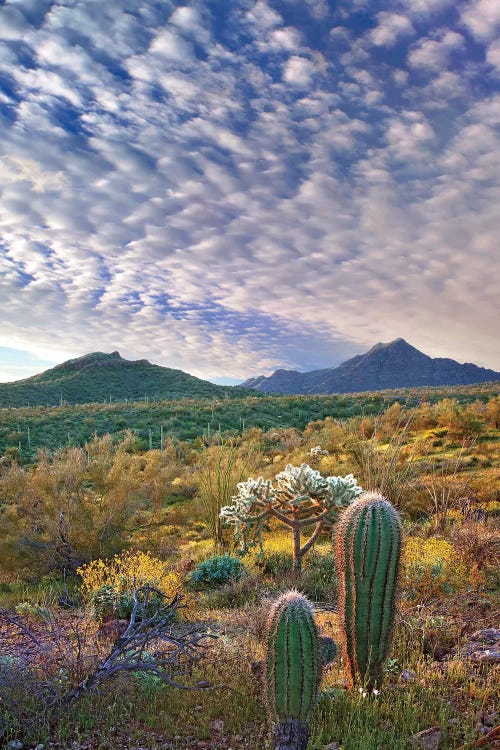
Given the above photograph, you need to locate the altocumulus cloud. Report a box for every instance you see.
[0,0,499,382]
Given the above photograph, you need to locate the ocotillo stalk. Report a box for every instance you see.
[335,493,402,690]
[264,591,320,750]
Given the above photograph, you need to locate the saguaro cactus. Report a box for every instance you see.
[335,493,402,689]
[264,591,320,750]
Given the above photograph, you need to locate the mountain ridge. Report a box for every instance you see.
[0,351,257,408]
[241,339,500,394]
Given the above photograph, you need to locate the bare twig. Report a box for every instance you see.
[58,586,215,708]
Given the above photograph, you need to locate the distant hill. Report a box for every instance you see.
[0,351,255,408]
[241,339,500,394]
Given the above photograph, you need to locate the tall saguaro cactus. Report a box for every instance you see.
[264,591,320,750]
[335,493,402,690]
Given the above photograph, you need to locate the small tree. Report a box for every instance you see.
[220,463,363,572]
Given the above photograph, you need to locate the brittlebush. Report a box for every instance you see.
[402,537,467,602]
[78,551,193,618]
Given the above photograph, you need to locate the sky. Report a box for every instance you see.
[0,0,499,385]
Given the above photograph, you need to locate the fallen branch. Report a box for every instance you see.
[58,585,215,708]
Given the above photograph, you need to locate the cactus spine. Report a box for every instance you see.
[336,493,402,689]
[264,591,320,750]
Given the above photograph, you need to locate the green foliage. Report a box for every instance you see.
[336,494,402,690]
[221,463,363,571]
[189,555,246,589]
[264,591,320,724]
[256,550,294,577]
[1,382,498,459]
[301,553,338,603]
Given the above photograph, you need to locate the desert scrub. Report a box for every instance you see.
[301,553,338,603]
[189,554,246,589]
[255,550,294,577]
[402,537,467,602]
[14,601,50,621]
[77,551,188,618]
[194,570,264,610]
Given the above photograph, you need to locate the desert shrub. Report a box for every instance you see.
[0,656,56,744]
[402,537,467,602]
[14,602,50,621]
[189,554,245,590]
[420,614,459,659]
[301,553,338,602]
[78,551,185,619]
[198,570,263,609]
[194,440,253,549]
[449,520,500,587]
[0,436,170,577]
[255,550,294,577]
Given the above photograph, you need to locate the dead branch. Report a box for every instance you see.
[58,585,215,709]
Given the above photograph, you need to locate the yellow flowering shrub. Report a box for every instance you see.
[402,537,467,602]
[78,551,192,618]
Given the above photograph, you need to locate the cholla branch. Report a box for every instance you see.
[220,463,363,569]
[1,587,215,718]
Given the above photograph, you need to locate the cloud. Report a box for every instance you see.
[369,13,414,47]
[149,28,194,61]
[0,0,499,382]
[282,56,316,87]
[268,27,302,51]
[400,0,454,16]
[486,39,500,73]
[461,0,500,41]
[246,1,283,31]
[408,30,465,71]
[304,0,329,20]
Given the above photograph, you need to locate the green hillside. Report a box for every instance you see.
[1,381,498,459]
[0,351,255,408]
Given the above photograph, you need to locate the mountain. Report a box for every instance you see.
[241,339,500,395]
[0,351,256,408]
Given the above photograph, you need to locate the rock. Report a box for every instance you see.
[410,727,442,750]
[482,712,498,727]
[210,719,224,732]
[7,742,23,750]
[35,746,45,750]
[322,743,340,750]
[470,648,500,664]
[448,627,500,663]
[470,628,500,644]
[401,669,417,682]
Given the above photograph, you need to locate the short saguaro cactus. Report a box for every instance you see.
[335,493,402,690]
[264,591,321,750]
